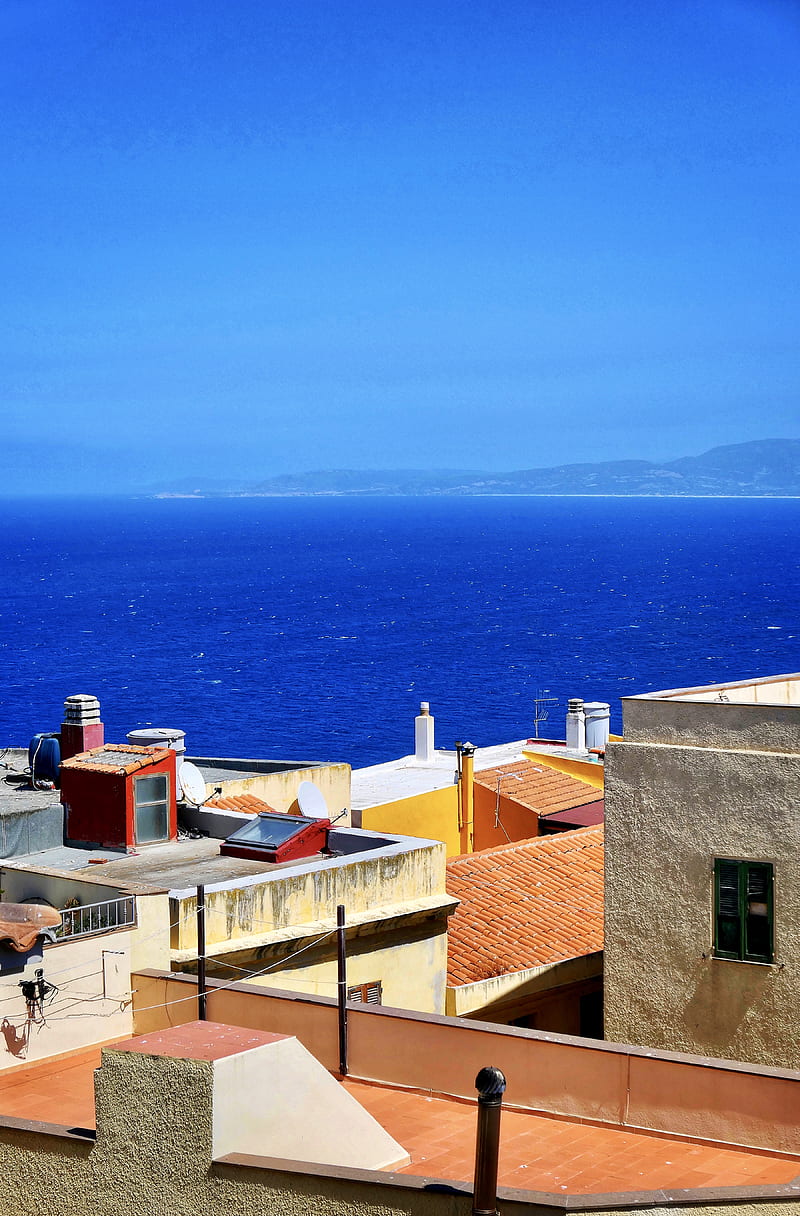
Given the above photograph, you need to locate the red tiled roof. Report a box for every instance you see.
[205,793,278,814]
[446,826,604,986]
[60,743,173,775]
[473,759,600,815]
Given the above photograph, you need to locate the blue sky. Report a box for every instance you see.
[2,0,799,491]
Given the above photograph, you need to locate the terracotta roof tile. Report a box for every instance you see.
[60,743,173,775]
[446,826,603,986]
[474,759,600,816]
[204,793,279,815]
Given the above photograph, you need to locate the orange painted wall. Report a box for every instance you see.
[472,784,540,851]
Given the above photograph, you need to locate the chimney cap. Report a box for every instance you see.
[419,702,430,715]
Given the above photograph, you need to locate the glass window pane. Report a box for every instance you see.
[136,798,168,843]
[136,774,167,805]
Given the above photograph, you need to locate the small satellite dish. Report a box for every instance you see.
[297,780,329,819]
[179,762,207,806]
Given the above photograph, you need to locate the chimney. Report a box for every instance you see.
[60,694,104,761]
[414,702,435,762]
[565,698,586,752]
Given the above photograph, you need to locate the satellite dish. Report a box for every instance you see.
[179,762,207,806]
[297,781,329,819]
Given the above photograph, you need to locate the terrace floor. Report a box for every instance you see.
[1,1046,798,1196]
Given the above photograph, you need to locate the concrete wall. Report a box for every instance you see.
[192,758,352,822]
[604,736,800,1069]
[170,836,450,953]
[446,953,603,1027]
[358,784,460,854]
[237,920,450,1014]
[0,931,135,1070]
[133,971,800,1158]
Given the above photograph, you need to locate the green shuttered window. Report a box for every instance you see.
[713,859,774,963]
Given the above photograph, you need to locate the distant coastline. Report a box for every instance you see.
[146,439,800,500]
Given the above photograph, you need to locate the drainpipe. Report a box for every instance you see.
[459,743,475,854]
[472,1066,507,1216]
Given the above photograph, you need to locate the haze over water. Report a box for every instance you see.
[1,496,797,767]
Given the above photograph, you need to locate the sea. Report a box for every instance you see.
[1,495,797,768]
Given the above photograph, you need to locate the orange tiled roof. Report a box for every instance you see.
[60,743,173,775]
[446,826,603,986]
[473,759,601,816]
[204,793,278,815]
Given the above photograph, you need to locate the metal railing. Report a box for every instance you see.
[58,895,136,940]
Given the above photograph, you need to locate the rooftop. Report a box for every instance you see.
[350,740,531,810]
[446,827,604,985]
[629,671,800,706]
[474,759,601,816]
[1,825,435,900]
[3,1039,797,1196]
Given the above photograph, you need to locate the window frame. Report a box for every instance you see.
[713,858,774,964]
[346,980,382,1005]
[133,771,170,844]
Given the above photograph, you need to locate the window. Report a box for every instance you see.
[714,859,773,963]
[347,981,382,1005]
[134,773,169,843]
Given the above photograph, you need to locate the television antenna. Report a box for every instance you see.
[532,689,558,739]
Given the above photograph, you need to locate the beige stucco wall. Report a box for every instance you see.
[244,923,450,1013]
[0,930,134,1070]
[604,736,800,1068]
[201,762,352,822]
[171,838,450,953]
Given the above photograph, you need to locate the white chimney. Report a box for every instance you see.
[566,698,586,752]
[414,702,435,762]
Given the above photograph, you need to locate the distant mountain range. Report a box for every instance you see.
[150,439,800,498]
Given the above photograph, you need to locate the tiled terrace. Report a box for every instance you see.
[2,1044,798,1196]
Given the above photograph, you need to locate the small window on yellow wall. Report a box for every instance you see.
[347,981,382,1005]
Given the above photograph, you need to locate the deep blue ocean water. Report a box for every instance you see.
[1,496,798,767]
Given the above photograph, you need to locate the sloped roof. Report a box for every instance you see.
[446,826,604,986]
[204,793,278,814]
[60,744,173,775]
[473,759,600,816]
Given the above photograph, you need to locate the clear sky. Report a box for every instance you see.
[2,0,799,491]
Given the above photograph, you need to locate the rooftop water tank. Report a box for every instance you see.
[583,702,610,751]
[28,733,61,785]
[126,728,186,793]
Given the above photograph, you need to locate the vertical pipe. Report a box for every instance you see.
[472,1066,506,1216]
[196,884,207,1021]
[460,742,475,853]
[337,903,348,1076]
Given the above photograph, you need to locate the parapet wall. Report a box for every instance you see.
[132,970,800,1156]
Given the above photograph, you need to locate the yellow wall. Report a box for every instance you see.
[245,928,449,1014]
[520,747,605,790]
[358,785,460,854]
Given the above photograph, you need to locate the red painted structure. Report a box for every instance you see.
[61,744,177,851]
[219,813,331,863]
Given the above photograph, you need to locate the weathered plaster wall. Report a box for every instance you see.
[243,920,450,1013]
[171,837,450,952]
[0,931,134,1069]
[604,738,800,1068]
[195,762,352,821]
